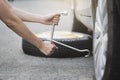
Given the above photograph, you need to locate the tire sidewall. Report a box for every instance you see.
[93,0,113,80]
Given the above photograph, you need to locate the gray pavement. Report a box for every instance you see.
[0,0,94,80]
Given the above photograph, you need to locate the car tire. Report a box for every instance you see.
[22,31,92,58]
[93,0,120,80]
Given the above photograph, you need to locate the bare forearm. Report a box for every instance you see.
[0,0,43,49]
[12,7,45,23]
[2,14,43,49]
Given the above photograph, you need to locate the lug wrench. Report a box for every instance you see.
[52,40,90,57]
[50,23,55,43]
[50,11,68,43]
[50,11,90,57]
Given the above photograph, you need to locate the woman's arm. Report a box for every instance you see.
[12,7,60,25]
[5,0,60,25]
[0,0,57,56]
[12,7,45,23]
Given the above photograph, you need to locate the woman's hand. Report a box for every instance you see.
[42,13,61,25]
[39,41,58,56]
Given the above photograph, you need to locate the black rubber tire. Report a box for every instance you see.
[22,31,92,58]
[93,0,111,80]
[109,0,120,80]
[93,0,120,80]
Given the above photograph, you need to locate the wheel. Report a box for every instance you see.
[93,0,120,80]
[93,0,110,79]
[22,31,92,58]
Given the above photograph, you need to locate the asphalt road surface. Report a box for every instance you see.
[0,0,94,80]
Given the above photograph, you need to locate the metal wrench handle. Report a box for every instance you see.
[50,11,68,43]
[52,40,90,57]
[50,24,55,43]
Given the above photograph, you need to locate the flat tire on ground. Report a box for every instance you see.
[22,31,92,58]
